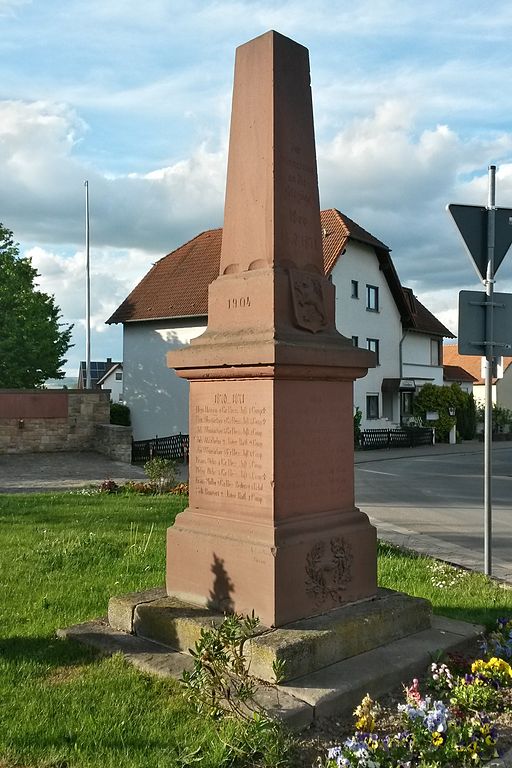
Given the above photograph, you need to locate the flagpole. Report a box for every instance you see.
[84,180,91,389]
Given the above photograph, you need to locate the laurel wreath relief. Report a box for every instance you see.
[305,536,353,606]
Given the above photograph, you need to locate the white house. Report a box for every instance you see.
[96,362,124,403]
[77,358,124,402]
[107,210,454,440]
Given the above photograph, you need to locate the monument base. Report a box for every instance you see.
[166,505,376,628]
[108,586,431,684]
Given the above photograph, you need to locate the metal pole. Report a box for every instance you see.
[484,165,496,575]
[84,180,92,389]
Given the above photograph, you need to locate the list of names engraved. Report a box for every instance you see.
[192,388,270,507]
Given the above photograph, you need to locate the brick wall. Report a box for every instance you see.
[0,390,131,461]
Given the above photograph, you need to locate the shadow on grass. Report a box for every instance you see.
[0,634,100,667]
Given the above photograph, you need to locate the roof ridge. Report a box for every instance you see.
[159,226,223,261]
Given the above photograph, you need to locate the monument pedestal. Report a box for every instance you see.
[166,350,377,627]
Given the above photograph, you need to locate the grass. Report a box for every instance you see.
[0,491,292,767]
[377,540,512,627]
[1,491,512,767]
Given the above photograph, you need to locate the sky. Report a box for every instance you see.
[2,0,512,377]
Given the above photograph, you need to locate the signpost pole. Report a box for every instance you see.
[484,165,496,576]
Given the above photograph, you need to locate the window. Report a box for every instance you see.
[115,372,123,381]
[367,338,380,365]
[351,280,359,299]
[118,394,124,402]
[352,335,359,347]
[366,394,379,420]
[366,284,379,311]
[430,338,441,366]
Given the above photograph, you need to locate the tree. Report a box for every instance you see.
[0,223,73,388]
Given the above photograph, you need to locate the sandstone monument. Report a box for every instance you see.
[166,30,377,628]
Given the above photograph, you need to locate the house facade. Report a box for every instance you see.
[108,210,454,440]
[96,362,124,403]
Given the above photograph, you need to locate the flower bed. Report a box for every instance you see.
[321,618,512,768]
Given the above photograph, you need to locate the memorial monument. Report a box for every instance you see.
[166,30,377,628]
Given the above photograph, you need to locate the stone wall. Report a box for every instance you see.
[94,423,132,463]
[0,390,131,461]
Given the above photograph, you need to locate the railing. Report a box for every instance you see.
[132,433,189,463]
[359,427,434,450]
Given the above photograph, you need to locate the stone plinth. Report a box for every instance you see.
[166,31,376,627]
[109,587,432,684]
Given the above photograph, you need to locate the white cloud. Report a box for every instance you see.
[0,0,28,16]
[0,100,226,252]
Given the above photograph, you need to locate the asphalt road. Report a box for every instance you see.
[355,446,512,581]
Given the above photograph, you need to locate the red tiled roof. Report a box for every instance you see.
[443,364,477,383]
[108,228,222,323]
[402,287,454,338]
[443,345,512,385]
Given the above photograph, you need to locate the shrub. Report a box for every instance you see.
[456,392,477,440]
[143,457,177,493]
[110,402,131,426]
[413,383,462,443]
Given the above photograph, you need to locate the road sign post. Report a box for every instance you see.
[448,165,512,577]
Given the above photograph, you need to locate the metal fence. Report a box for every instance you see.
[359,427,434,450]
[132,433,189,463]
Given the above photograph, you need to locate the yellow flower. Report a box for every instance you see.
[432,732,443,747]
[353,693,379,732]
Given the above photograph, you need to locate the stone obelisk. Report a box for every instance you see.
[166,30,376,627]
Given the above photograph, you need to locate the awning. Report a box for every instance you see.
[381,378,416,392]
[381,378,400,392]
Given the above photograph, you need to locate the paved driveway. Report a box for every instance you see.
[0,452,147,493]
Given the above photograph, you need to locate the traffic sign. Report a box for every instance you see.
[447,204,512,281]
[458,290,512,355]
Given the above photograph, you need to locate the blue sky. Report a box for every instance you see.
[2,0,512,376]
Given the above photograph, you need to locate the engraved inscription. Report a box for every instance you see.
[194,395,267,506]
[305,537,353,607]
[283,153,320,254]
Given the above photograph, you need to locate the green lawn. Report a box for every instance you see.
[1,491,512,767]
